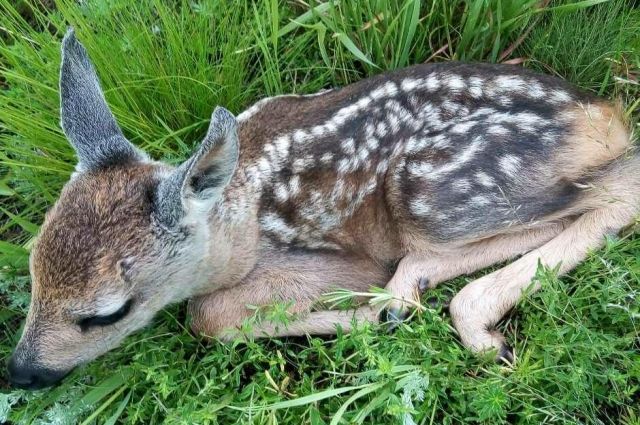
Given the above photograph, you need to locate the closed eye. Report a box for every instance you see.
[78,299,133,332]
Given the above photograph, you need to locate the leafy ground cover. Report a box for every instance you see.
[0,0,639,423]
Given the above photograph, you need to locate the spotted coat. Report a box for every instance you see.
[235,63,597,255]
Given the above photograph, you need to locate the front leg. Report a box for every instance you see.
[188,248,390,340]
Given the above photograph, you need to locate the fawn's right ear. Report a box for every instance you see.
[59,28,147,172]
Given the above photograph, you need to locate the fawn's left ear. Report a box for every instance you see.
[59,28,148,172]
[154,106,239,228]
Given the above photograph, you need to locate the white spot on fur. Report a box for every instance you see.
[427,136,486,180]
[356,96,373,109]
[387,113,401,133]
[405,136,428,153]
[528,81,545,98]
[289,175,301,195]
[375,122,388,138]
[370,81,399,100]
[337,158,355,174]
[468,77,483,98]
[293,129,311,144]
[320,152,334,164]
[431,134,450,149]
[357,145,371,166]
[425,74,441,91]
[293,155,315,173]
[442,100,460,114]
[499,154,521,176]
[311,125,327,137]
[275,182,290,202]
[401,77,423,92]
[410,198,432,216]
[447,75,466,91]
[257,157,273,176]
[550,89,571,103]
[366,137,379,150]
[487,125,508,135]
[515,112,544,132]
[341,138,356,154]
[260,213,297,241]
[408,161,434,176]
[453,179,471,193]
[275,135,291,153]
[376,159,389,174]
[498,95,513,106]
[451,121,477,134]
[470,195,491,207]
[475,171,495,187]
[494,75,526,91]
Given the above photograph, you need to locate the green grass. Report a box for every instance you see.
[1,0,639,423]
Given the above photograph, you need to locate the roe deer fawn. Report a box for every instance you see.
[7,29,638,389]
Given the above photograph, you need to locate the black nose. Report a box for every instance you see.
[7,355,69,390]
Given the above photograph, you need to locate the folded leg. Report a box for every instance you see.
[383,223,565,320]
[450,202,638,359]
[188,249,389,339]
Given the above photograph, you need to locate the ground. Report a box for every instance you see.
[0,0,639,424]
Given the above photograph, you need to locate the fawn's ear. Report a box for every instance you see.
[60,28,147,172]
[155,106,239,228]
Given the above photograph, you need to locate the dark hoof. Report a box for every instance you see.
[496,343,515,365]
[380,307,409,332]
[418,277,430,292]
[425,297,450,311]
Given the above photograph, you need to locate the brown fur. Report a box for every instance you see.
[32,165,158,300]
[558,102,631,180]
[21,165,159,369]
[189,248,390,337]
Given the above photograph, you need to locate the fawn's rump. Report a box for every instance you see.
[389,100,634,244]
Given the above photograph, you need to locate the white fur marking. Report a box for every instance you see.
[468,77,483,98]
[475,171,495,187]
[410,198,432,216]
[499,154,521,176]
[453,179,472,193]
[408,161,434,176]
[260,213,297,241]
[470,195,491,207]
[320,152,334,164]
[487,125,508,135]
[447,75,466,91]
[341,138,356,155]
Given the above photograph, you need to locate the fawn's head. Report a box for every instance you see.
[7,29,240,389]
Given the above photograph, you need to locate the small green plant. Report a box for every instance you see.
[1,0,638,423]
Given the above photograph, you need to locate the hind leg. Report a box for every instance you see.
[450,201,638,360]
[383,223,565,323]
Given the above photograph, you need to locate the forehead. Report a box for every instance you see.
[31,164,159,297]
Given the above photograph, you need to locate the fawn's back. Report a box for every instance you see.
[235,63,629,257]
